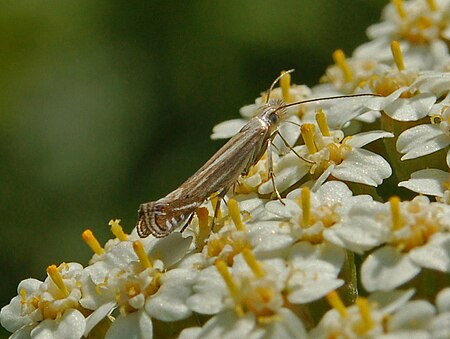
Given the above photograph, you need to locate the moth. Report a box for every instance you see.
[137,70,373,238]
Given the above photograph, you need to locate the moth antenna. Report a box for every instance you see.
[277,93,380,111]
[265,69,295,104]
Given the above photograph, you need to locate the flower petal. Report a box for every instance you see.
[397,124,450,160]
[345,130,393,148]
[332,148,391,186]
[398,168,448,197]
[30,309,86,339]
[105,309,152,339]
[409,234,450,272]
[361,246,421,292]
[211,119,247,139]
[384,93,436,121]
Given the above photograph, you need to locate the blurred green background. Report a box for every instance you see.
[0,0,386,336]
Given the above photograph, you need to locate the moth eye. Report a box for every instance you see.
[269,113,279,124]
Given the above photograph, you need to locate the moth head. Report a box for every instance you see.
[261,98,287,128]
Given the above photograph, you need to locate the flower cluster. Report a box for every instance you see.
[3,0,450,338]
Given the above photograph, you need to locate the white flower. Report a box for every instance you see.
[341,196,450,291]
[310,289,417,338]
[183,251,308,338]
[399,168,450,203]
[354,0,450,70]
[397,98,450,165]
[83,233,194,338]
[0,263,98,339]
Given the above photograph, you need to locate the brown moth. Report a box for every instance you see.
[137,71,373,238]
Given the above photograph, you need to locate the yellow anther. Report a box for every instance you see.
[82,229,104,255]
[392,0,406,19]
[315,109,331,137]
[215,259,239,301]
[332,49,353,83]
[20,288,27,306]
[242,248,265,278]
[210,193,222,220]
[301,124,318,154]
[390,196,403,231]
[356,297,373,332]
[280,70,292,103]
[298,187,311,228]
[391,41,405,71]
[228,198,245,231]
[326,291,347,318]
[195,207,211,249]
[109,219,128,241]
[47,265,69,298]
[427,0,437,11]
[132,241,153,269]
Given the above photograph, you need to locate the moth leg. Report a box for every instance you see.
[210,188,230,232]
[267,138,285,205]
[273,130,313,164]
[180,213,195,233]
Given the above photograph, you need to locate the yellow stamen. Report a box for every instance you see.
[109,219,128,241]
[280,70,292,103]
[195,207,211,249]
[326,291,347,317]
[392,0,406,19]
[228,198,245,231]
[82,229,104,255]
[210,193,222,220]
[145,272,163,295]
[47,265,69,298]
[427,0,437,11]
[390,196,403,230]
[301,124,317,154]
[242,248,265,278]
[299,187,311,228]
[315,109,331,136]
[132,241,153,269]
[332,49,353,83]
[215,259,239,301]
[391,41,405,71]
[356,297,373,331]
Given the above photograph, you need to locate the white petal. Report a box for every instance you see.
[315,181,353,205]
[429,313,450,339]
[388,300,435,331]
[10,325,34,339]
[186,266,226,315]
[31,309,86,339]
[105,309,153,339]
[211,119,247,139]
[311,164,335,192]
[409,234,450,272]
[288,278,344,304]
[368,289,415,315]
[84,301,116,337]
[258,163,309,195]
[332,148,392,186]
[397,124,450,160]
[384,93,436,121]
[436,287,450,313]
[273,115,301,152]
[179,327,202,339]
[361,246,421,292]
[398,168,448,197]
[148,233,192,268]
[364,87,403,110]
[447,149,450,168]
[261,308,308,339]
[145,269,195,321]
[346,130,394,148]
[191,310,255,339]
